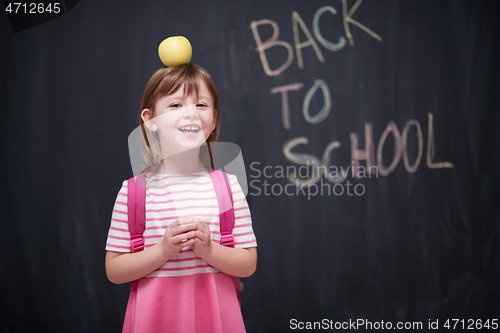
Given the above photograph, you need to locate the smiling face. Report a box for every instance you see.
[141,79,216,157]
[138,64,220,173]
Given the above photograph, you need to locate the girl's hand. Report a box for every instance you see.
[160,218,198,260]
[192,218,212,259]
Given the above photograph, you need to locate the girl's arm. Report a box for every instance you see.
[201,244,257,278]
[105,244,172,284]
[105,220,198,284]
[192,220,257,278]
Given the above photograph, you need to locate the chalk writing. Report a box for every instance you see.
[249,2,452,188]
[302,79,331,124]
[292,11,325,69]
[270,83,304,130]
[350,123,376,178]
[341,0,383,46]
[283,114,453,185]
[283,137,322,186]
[426,113,454,169]
[250,0,383,76]
[402,119,423,173]
[250,19,294,76]
[377,121,402,176]
[313,6,347,51]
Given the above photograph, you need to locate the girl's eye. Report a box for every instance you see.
[197,103,208,108]
[170,103,181,108]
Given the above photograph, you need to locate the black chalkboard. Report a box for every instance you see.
[1,0,499,332]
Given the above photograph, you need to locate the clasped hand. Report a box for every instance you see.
[160,216,212,260]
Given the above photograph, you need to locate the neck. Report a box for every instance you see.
[160,147,205,174]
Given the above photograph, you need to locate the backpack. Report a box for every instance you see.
[126,169,240,301]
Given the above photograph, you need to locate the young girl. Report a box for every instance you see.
[105,63,257,332]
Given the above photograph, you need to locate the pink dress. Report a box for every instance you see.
[106,172,257,333]
[123,273,245,332]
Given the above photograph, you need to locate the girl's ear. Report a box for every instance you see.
[141,108,158,132]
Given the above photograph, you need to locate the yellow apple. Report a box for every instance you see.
[158,36,192,67]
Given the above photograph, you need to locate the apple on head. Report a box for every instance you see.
[158,36,193,67]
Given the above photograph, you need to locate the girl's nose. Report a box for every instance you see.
[183,104,198,119]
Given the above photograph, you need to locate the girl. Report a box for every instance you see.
[105,63,257,332]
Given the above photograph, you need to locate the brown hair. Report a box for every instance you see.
[139,64,220,173]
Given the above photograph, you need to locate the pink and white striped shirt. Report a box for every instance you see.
[105,171,257,277]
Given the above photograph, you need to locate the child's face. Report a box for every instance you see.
[144,79,216,156]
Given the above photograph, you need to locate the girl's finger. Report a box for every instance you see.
[180,238,195,247]
[195,221,209,231]
[194,230,204,240]
[171,222,198,236]
[173,231,196,244]
[194,229,210,242]
[168,220,181,228]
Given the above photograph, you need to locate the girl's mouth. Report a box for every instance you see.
[179,125,201,137]
[178,125,201,135]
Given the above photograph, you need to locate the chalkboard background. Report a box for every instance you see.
[1,0,499,332]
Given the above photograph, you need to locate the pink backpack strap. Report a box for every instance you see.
[210,169,242,303]
[127,173,146,291]
[209,169,235,247]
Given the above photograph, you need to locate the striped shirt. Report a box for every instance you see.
[105,171,257,277]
